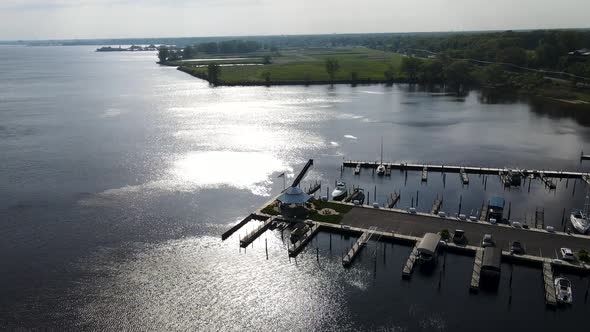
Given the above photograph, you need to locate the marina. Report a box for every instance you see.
[224,157,590,310]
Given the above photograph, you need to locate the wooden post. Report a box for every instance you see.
[458,195,462,215]
[374,185,377,204]
[528,177,532,193]
[416,190,419,208]
[561,208,566,225]
[507,202,511,220]
[265,238,268,260]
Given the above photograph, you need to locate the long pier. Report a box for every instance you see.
[239,217,276,248]
[543,262,557,307]
[343,160,589,179]
[470,248,484,292]
[431,196,443,215]
[342,230,373,267]
[222,213,257,240]
[288,224,320,257]
[385,192,400,208]
[402,244,420,278]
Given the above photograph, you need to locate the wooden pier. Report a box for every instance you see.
[539,172,557,189]
[499,170,511,187]
[470,248,484,292]
[240,217,276,248]
[342,229,374,267]
[343,160,590,179]
[430,197,443,215]
[288,224,320,257]
[479,202,489,221]
[222,213,257,240]
[306,181,321,195]
[385,192,400,208]
[402,243,420,279]
[583,174,590,185]
[421,166,428,182]
[542,261,557,307]
[344,188,364,204]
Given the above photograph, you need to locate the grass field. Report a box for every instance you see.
[176,47,405,84]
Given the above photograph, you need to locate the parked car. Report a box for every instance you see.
[482,234,494,247]
[560,248,575,261]
[510,241,525,255]
[452,229,466,244]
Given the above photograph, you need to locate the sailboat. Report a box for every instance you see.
[570,189,590,234]
[376,138,385,176]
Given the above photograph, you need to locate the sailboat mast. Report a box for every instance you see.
[380,137,383,164]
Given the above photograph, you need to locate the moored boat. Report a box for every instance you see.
[554,277,573,305]
[331,182,347,201]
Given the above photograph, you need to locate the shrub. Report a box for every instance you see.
[440,229,450,241]
[578,249,590,263]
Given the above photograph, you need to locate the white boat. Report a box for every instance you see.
[376,137,385,176]
[570,190,590,234]
[554,277,573,304]
[331,182,347,201]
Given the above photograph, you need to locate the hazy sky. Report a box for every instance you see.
[1,0,589,40]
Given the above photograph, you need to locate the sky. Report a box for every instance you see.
[1,0,589,40]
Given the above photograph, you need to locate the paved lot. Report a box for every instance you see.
[341,207,590,257]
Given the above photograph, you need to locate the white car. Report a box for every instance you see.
[560,248,575,261]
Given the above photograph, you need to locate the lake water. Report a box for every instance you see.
[1,45,590,331]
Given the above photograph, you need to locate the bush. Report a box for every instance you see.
[440,229,450,241]
[578,249,590,263]
[261,203,280,216]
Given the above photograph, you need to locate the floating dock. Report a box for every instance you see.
[240,217,276,248]
[344,188,364,204]
[343,160,589,179]
[470,248,484,292]
[342,230,374,267]
[354,163,361,175]
[543,261,557,307]
[288,224,320,257]
[421,167,428,182]
[385,165,392,177]
[306,181,321,195]
[499,170,512,187]
[402,244,420,278]
[479,202,489,221]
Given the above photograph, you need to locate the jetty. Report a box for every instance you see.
[479,201,489,221]
[342,228,375,267]
[499,170,512,187]
[421,167,428,182]
[288,223,320,257]
[470,248,484,292]
[344,188,364,204]
[343,160,590,180]
[430,196,443,215]
[542,261,557,306]
[240,216,276,248]
[385,192,400,208]
[402,244,420,278]
[306,181,321,195]
[539,172,557,189]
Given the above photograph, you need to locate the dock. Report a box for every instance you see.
[306,181,321,195]
[402,243,420,278]
[240,217,276,248]
[343,160,590,179]
[470,248,484,292]
[543,261,557,307]
[430,196,443,215]
[344,188,364,204]
[342,229,375,267]
[222,213,258,240]
[421,166,428,182]
[384,165,392,177]
[288,224,320,257]
[385,192,400,208]
[460,167,469,185]
[479,202,488,221]
[583,174,590,185]
[499,170,511,187]
[539,172,557,189]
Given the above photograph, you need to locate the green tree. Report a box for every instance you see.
[158,47,169,63]
[350,71,358,83]
[325,58,340,81]
[400,57,423,82]
[482,64,507,86]
[496,47,527,66]
[261,71,271,83]
[207,64,221,85]
[444,61,473,89]
[384,64,395,81]
[263,55,272,64]
[421,60,444,84]
[183,46,194,59]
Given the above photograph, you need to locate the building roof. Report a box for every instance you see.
[489,196,505,209]
[417,233,441,255]
[482,247,501,271]
[277,186,312,204]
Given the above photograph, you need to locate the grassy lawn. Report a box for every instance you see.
[308,198,353,224]
[177,47,405,83]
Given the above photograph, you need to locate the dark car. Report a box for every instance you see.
[510,241,525,255]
